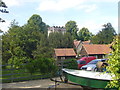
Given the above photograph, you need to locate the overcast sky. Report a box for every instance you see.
[0,0,119,34]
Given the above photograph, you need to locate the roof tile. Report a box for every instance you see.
[54,48,76,56]
[83,44,111,54]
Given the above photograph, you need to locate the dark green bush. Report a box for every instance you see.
[65,59,78,69]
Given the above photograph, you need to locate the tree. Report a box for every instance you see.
[25,57,57,74]
[48,32,63,48]
[63,32,73,48]
[91,23,116,44]
[21,24,42,58]
[48,32,73,48]
[78,27,93,41]
[2,22,29,68]
[9,19,19,28]
[106,35,120,89]
[2,14,57,75]
[2,18,42,67]
[65,20,78,39]
[32,33,54,59]
[65,59,78,69]
[27,14,47,33]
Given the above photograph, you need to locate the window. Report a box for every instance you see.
[80,61,86,64]
[88,61,98,64]
[61,57,65,60]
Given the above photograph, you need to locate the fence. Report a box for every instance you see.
[1,59,77,83]
[1,64,52,83]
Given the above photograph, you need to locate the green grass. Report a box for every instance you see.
[2,68,52,83]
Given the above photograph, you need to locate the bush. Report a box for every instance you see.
[25,58,37,75]
[25,58,57,75]
[65,59,78,69]
[106,35,120,89]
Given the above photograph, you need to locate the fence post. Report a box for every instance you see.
[11,64,13,82]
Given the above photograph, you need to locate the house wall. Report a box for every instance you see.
[79,46,88,56]
[76,42,83,56]
[56,56,76,65]
[57,56,76,60]
[88,54,105,59]
[48,26,66,36]
[79,46,107,59]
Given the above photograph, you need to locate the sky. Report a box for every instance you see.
[0,0,119,34]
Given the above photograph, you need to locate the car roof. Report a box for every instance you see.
[92,59,106,61]
[88,59,107,62]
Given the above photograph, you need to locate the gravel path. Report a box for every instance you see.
[1,77,83,89]
[1,78,57,88]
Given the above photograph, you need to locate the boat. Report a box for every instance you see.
[62,68,116,89]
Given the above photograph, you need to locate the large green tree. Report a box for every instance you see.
[77,27,93,41]
[2,14,48,67]
[32,33,54,59]
[27,14,47,33]
[91,23,116,44]
[2,14,57,74]
[65,20,78,39]
[2,23,28,68]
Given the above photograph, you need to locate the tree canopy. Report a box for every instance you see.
[2,14,48,67]
[2,14,74,73]
[77,27,93,41]
[91,23,116,44]
[48,32,73,48]
[65,20,78,39]
[27,14,47,33]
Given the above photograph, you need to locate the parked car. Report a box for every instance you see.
[77,56,96,69]
[80,59,108,71]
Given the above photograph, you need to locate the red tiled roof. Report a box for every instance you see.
[54,48,76,56]
[83,44,111,55]
[73,40,81,48]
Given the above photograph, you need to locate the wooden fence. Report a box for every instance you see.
[1,64,52,83]
[1,60,77,83]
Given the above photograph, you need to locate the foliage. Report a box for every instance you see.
[2,33,12,66]
[48,32,73,48]
[2,66,52,83]
[25,58,57,74]
[32,33,54,59]
[106,35,120,89]
[63,32,74,48]
[65,59,78,69]
[65,20,78,39]
[77,27,93,41]
[91,23,116,44]
[27,14,47,33]
[2,24,29,68]
[2,15,47,68]
[21,24,42,58]
[25,58,38,75]
[2,15,57,74]
[2,14,76,76]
